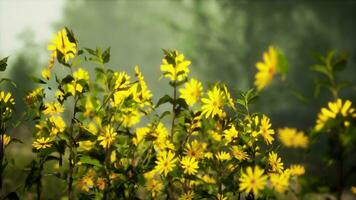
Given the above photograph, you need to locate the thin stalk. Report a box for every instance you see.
[67,97,78,200]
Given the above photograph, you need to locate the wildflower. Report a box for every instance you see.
[78,174,94,192]
[231,146,248,161]
[0,91,15,105]
[351,186,356,194]
[43,102,64,115]
[223,84,236,110]
[254,46,278,91]
[146,179,163,197]
[239,166,268,196]
[1,134,11,146]
[269,172,290,193]
[154,150,177,176]
[201,86,225,118]
[179,191,195,200]
[179,78,203,106]
[118,108,141,127]
[180,156,199,175]
[48,116,66,135]
[114,72,130,90]
[96,177,106,191]
[184,140,207,160]
[97,125,117,148]
[132,66,152,106]
[133,127,149,146]
[215,151,231,161]
[73,68,90,82]
[160,50,191,82]
[25,87,44,105]
[288,164,305,176]
[268,151,284,173]
[198,174,216,184]
[65,81,84,96]
[278,127,309,148]
[33,137,52,150]
[217,194,228,200]
[208,130,222,142]
[41,68,51,80]
[315,99,355,131]
[48,28,76,64]
[259,115,275,145]
[223,124,238,143]
[78,140,94,151]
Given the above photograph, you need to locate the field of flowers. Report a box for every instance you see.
[0,28,355,200]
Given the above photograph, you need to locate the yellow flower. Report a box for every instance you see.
[231,146,248,161]
[278,127,309,149]
[73,68,90,82]
[65,81,84,96]
[96,177,106,191]
[48,28,76,64]
[201,86,225,118]
[208,130,222,142]
[41,68,51,80]
[269,172,290,193]
[78,140,94,151]
[180,156,199,175]
[315,99,356,131]
[239,166,268,196]
[217,194,228,200]
[184,140,207,160]
[25,87,44,105]
[33,137,52,150]
[198,174,216,184]
[215,151,231,161]
[43,102,64,115]
[268,151,284,173]
[223,84,236,110]
[351,186,356,194]
[154,150,177,176]
[160,50,191,82]
[132,66,152,106]
[179,78,203,106]
[48,116,66,135]
[259,115,275,145]
[1,134,11,146]
[118,108,141,127]
[288,164,305,176]
[83,97,95,117]
[146,178,163,197]
[97,125,117,148]
[223,124,238,144]
[179,191,195,200]
[114,72,131,90]
[254,46,278,91]
[133,127,149,146]
[78,174,94,192]
[0,91,15,105]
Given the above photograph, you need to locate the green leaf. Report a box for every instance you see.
[0,56,9,71]
[332,53,348,71]
[31,76,46,84]
[79,156,102,167]
[277,51,288,74]
[311,64,332,79]
[0,78,17,87]
[102,47,111,63]
[156,94,173,108]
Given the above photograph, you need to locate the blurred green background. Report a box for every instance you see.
[1,0,356,198]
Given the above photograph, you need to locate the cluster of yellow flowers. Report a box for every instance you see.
[25,29,309,199]
[315,98,356,131]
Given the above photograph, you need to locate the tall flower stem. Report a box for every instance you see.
[67,97,78,200]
